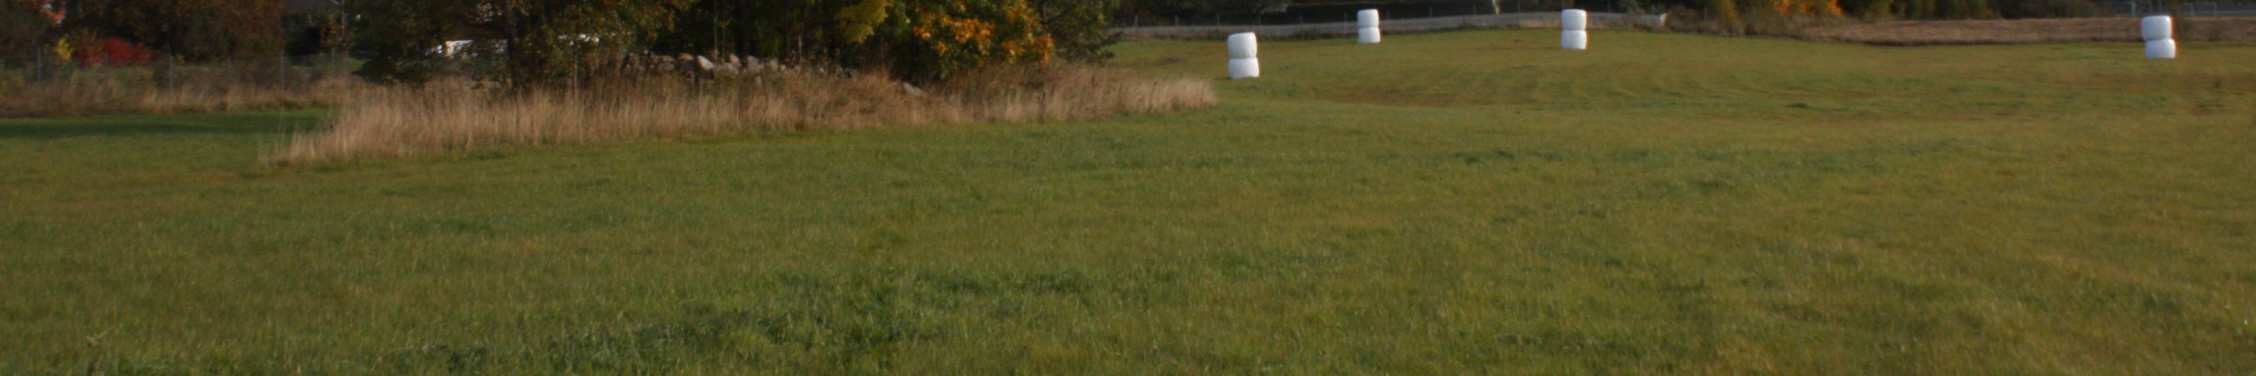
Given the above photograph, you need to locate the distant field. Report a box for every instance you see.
[1800,16,2256,45]
[3,30,2252,373]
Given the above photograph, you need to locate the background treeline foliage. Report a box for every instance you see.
[1,1,48,66]
[347,0,693,85]
[350,0,1115,85]
[646,0,1079,81]
[65,0,285,61]
[11,0,2229,85]
[9,0,1117,86]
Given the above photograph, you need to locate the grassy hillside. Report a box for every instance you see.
[3,30,2252,373]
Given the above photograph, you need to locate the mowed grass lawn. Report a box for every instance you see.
[4,29,2254,373]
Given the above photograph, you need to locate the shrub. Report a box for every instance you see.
[883,0,1057,81]
[71,37,155,67]
[342,0,478,84]
[66,0,285,61]
[285,12,353,60]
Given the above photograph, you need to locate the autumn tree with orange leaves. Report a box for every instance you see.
[887,0,1056,80]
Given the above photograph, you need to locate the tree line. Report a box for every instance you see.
[5,0,2237,85]
[6,0,1121,86]
[347,0,1131,85]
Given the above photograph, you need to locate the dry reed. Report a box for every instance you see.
[1,61,361,117]
[272,65,1215,164]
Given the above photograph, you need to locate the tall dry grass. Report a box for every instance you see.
[1,60,361,117]
[273,65,1214,164]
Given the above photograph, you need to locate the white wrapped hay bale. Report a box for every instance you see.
[1561,9,1589,31]
[1227,32,1259,59]
[2139,15,2176,60]
[1355,10,1382,44]
[1562,30,1588,50]
[1228,58,1261,79]
[1226,33,1260,79]
[2146,39,2177,60]
[2141,15,2173,41]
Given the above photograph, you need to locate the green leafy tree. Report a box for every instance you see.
[346,0,481,83]
[488,0,693,85]
[1030,0,1119,62]
[349,0,690,86]
[651,0,1068,81]
[652,0,907,68]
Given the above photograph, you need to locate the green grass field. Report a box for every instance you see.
[4,29,2253,373]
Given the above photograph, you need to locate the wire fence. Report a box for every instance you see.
[2111,1,2256,16]
[1113,11,1664,39]
[1116,1,1649,28]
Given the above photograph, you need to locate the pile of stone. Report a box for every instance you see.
[613,53,780,78]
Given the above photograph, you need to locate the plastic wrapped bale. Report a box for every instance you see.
[2141,15,2173,41]
[1356,9,1383,44]
[1227,32,1258,59]
[1562,30,1588,50]
[2146,39,2177,60]
[1228,58,1261,79]
[1561,9,1589,31]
